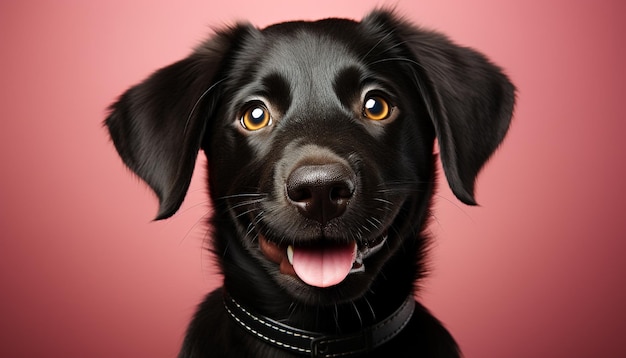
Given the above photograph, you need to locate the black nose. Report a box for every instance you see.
[286,163,355,225]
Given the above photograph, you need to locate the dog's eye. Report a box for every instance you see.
[241,104,271,131]
[363,96,392,121]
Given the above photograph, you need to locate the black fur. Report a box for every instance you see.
[106,10,515,357]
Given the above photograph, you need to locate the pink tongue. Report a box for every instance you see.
[292,242,357,288]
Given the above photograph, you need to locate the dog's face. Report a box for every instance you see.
[208,20,438,302]
[106,11,514,305]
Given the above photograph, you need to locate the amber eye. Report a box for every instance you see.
[363,95,391,121]
[240,104,271,131]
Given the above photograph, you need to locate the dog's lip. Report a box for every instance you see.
[258,235,297,276]
[258,233,387,282]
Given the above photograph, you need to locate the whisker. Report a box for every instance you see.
[432,194,475,223]
[363,297,376,322]
[174,199,212,217]
[373,197,393,205]
[351,301,363,327]
[217,193,266,201]
[362,29,397,61]
[368,56,425,70]
[235,207,262,219]
[183,78,226,136]
[365,217,382,233]
[229,198,265,211]
[178,210,213,245]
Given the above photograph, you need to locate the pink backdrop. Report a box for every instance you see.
[1,1,624,357]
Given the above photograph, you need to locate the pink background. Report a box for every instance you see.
[1,1,624,357]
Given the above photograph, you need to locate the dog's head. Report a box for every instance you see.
[106,10,514,304]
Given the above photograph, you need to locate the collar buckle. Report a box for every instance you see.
[311,332,371,357]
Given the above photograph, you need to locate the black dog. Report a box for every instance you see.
[106,10,514,358]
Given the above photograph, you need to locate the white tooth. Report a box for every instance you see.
[287,245,294,265]
[349,265,365,274]
[354,247,363,264]
[362,235,387,260]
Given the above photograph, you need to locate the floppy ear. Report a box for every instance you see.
[364,11,516,205]
[105,25,253,220]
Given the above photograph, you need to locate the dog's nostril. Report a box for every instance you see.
[330,185,353,201]
[286,163,355,224]
[289,186,313,202]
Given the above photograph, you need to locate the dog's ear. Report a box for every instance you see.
[363,11,516,205]
[105,24,253,220]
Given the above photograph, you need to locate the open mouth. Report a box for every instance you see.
[258,233,387,288]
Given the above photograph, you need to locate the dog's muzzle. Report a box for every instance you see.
[258,158,389,288]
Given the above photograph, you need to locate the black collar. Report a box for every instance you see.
[224,292,415,357]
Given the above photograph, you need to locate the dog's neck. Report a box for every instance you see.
[223,290,415,357]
